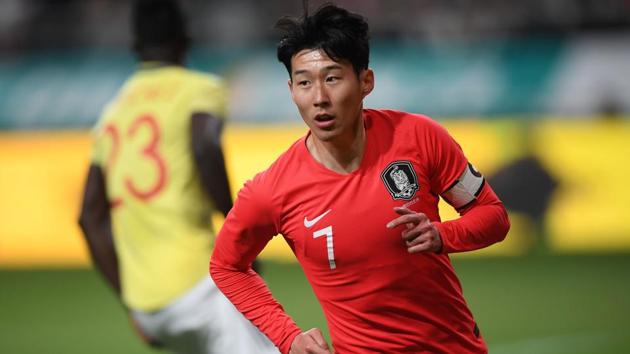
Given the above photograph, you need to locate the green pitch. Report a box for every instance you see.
[1,254,629,354]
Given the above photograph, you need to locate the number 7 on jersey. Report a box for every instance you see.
[313,226,336,270]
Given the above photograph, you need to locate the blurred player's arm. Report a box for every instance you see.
[190,113,232,215]
[78,165,121,295]
[191,112,264,273]
[191,112,232,216]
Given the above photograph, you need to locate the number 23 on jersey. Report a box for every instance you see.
[103,114,168,208]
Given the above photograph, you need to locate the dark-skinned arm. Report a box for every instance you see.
[78,165,121,295]
[190,112,233,216]
[78,165,161,347]
[191,112,263,273]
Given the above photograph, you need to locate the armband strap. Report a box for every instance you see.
[441,163,485,210]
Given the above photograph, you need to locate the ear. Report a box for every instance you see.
[360,69,375,98]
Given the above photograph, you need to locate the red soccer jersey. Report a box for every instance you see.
[211,109,509,354]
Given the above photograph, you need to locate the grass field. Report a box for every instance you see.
[1,254,629,354]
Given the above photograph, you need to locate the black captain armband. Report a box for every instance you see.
[441,163,485,210]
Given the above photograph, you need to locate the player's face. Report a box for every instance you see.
[289,49,374,143]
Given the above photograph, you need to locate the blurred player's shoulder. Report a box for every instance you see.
[180,69,228,118]
[183,68,225,90]
[100,66,225,119]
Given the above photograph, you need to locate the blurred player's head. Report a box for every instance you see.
[275,3,370,78]
[131,0,190,64]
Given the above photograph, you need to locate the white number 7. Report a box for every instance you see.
[313,226,336,269]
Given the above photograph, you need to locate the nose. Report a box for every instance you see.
[313,81,330,108]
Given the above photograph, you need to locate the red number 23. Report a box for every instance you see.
[103,114,167,208]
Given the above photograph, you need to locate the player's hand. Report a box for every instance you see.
[289,328,332,354]
[387,207,443,253]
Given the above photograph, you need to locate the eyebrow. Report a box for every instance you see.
[293,64,344,76]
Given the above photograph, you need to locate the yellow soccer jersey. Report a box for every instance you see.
[91,64,227,311]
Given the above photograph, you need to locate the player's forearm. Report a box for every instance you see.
[191,112,233,216]
[78,165,122,295]
[435,186,510,253]
[79,220,121,294]
[199,146,233,216]
[210,260,301,354]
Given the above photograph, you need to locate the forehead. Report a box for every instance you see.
[291,49,351,74]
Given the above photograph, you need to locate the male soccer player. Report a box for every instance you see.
[78,1,277,353]
[210,4,510,354]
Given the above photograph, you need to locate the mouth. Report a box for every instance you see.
[315,113,334,121]
[313,113,335,129]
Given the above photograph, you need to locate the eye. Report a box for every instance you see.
[297,80,311,87]
[326,76,339,83]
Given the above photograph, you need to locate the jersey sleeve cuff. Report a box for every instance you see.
[433,221,454,254]
[280,329,302,354]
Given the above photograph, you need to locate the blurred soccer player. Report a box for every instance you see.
[210,4,510,354]
[78,1,278,353]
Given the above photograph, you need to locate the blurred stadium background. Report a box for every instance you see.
[1,0,629,353]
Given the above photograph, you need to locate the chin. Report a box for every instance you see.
[311,131,337,143]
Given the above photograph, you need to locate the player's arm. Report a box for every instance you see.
[425,120,510,253]
[191,111,266,272]
[210,177,302,354]
[78,164,121,295]
[78,165,162,347]
[388,119,509,253]
[191,112,232,216]
[433,163,510,253]
[388,165,509,254]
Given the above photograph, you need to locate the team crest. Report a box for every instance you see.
[381,161,419,200]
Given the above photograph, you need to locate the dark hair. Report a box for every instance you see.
[132,0,189,57]
[275,3,370,77]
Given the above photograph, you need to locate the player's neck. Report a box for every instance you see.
[138,48,185,66]
[307,118,366,174]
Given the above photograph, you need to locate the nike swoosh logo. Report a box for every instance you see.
[304,209,332,228]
